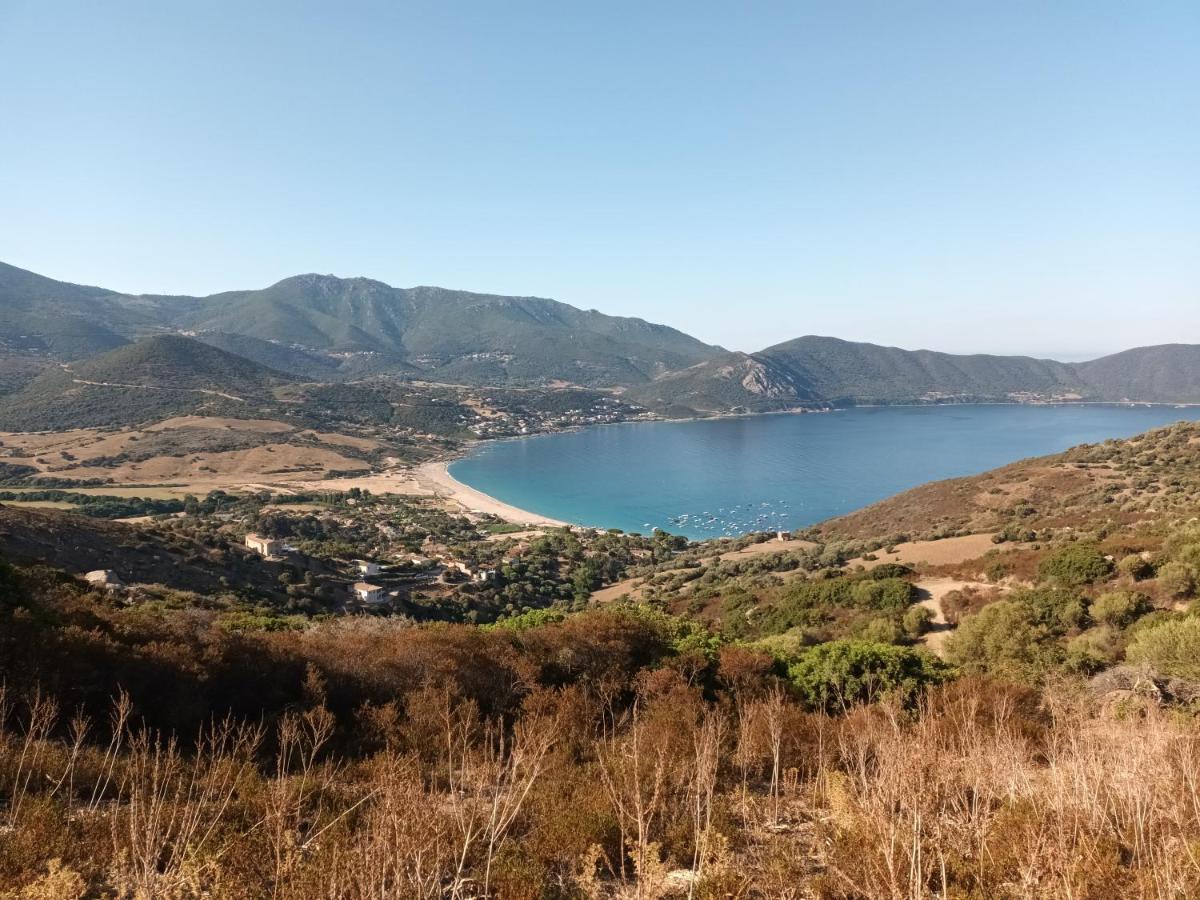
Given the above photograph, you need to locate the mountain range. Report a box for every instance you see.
[0,262,718,386]
[1,260,1198,424]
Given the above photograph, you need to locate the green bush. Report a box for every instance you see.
[1037,543,1114,587]
[1126,616,1200,680]
[853,615,905,644]
[1164,525,1200,559]
[1117,554,1154,581]
[862,563,914,580]
[1157,562,1196,599]
[1089,591,1150,628]
[984,560,1011,583]
[759,577,854,634]
[787,639,947,710]
[944,600,1058,683]
[1014,587,1087,633]
[1065,627,1119,674]
[902,604,934,638]
[752,627,816,660]
[485,607,568,632]
[850,577,916,611]
[1176,543,1200,570]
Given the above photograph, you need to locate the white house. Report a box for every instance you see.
[246,533,284,557]
[84,569,124,591]
[353,582,386,604]
[354,560,382,577]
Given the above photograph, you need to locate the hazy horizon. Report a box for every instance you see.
[1,1,1196,356]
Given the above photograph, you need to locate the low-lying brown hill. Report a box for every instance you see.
[809,420,1200,543]
[0,504,290,597]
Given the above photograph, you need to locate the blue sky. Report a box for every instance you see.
[1,1,1196,358]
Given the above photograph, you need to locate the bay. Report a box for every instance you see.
[450,404,1200,539]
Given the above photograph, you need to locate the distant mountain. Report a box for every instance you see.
[1,260,1198,412]
[0,262,724,387]
[759,336,1086,404]
[178,275,723,385]
[625,351,820,413]
[630,337,1200,414]
[0,335,290,430]
[1074,344,1200,404]
[0,261,143,358]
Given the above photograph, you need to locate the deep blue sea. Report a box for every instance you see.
[450,405,1200,539]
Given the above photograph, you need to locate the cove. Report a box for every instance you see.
[450,404,1200,540]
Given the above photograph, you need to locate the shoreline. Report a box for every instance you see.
[415,460,571,527]
[429,400,1200,533]
[294,461,570,527]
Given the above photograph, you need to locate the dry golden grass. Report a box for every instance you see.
[3,676,1199,898]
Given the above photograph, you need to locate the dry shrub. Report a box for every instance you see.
[3,667,1200,898]
[941,584,1002,625]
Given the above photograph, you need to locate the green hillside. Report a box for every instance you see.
[180,275,723,385]
[2,260,1198,408]
[626,351,821,413]
[0,262,724,386]
[632,338,1200,414]
[0,261,146,358]
[1075,344,1200,403]
[70,334,289,393]
[0,335,290,429]
[759,336,1086,404]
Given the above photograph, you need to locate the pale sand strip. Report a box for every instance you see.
[415,461,570,526]
[268,459,569,527]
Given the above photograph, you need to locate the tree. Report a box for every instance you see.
[944,600,1057,683]
[850,577,915,611]
[787,640,946,710]
[1037,543,1113,587]
[1089,591,1149,628]
[1126,617,1200,680]
[1117,554,1153,581]
[902,604,934,638]
[1157,562,1196,599]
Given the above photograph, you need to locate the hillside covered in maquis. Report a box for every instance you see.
[3,260,1200,414]
[5,421,1200,895]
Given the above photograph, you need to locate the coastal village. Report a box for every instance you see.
[38,476,683,624]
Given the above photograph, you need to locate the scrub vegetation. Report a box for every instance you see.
[5,422,1200,895]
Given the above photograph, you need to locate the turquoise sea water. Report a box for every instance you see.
[450,405,1200,539]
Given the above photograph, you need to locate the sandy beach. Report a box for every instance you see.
[296,460,568,526]
[415,461,570,526]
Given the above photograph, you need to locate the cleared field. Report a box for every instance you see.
[0,500,78,509]
[144,416,295,433]
[716,537,817,562]
[0,485,192,499]
[0,415,386,491]
[59,444,368,484]
[851,532,1001,570]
